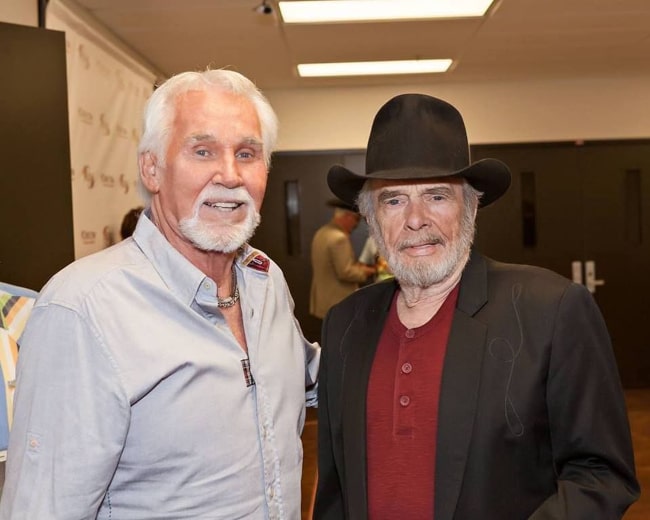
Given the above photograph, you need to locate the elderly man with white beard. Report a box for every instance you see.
[0,70,319,520]
[314,94,638,520]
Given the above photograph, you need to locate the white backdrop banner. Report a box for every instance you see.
[47,0,157,258]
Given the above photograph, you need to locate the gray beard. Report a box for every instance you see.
[370,215,475,288]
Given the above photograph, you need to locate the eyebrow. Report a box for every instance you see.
[377,189,403,201]
[186,134,263,147]
[243,137,264,148]
[422,186,454,196]
[186,133,216,144]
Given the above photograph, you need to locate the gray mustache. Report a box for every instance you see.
[397,235,444,251]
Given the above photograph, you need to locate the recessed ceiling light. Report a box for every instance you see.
[297,59,453,77]
[279,0,494,24]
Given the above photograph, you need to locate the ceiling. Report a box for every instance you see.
[67,0,650,90]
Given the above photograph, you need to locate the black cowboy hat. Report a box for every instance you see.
[327,94,511,208]
[326,197,358,213]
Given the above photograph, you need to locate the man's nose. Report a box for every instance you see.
[210,154,242,188]
[404,200,430,231]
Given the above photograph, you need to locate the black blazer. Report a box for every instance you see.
[314,251,639,520]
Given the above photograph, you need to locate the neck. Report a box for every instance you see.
[397,259,465,329]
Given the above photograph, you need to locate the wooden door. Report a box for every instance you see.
[472,141,650,388]
[577,142,650,387]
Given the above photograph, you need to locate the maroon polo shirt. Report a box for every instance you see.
[366,285,459,520]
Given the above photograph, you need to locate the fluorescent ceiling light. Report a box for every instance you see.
[297,59,453,77]
[279,0,494,24]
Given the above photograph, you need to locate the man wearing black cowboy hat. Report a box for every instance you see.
[314,94,639,519]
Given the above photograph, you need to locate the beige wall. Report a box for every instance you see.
[266,74,650,151]
[0,0,37,26]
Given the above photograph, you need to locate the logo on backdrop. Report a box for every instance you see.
[103,226,114,248]
[100,173,115,188]
[119,174,130,194]
[78,44,90,70]
[99,114,111,136]
[115,124,129,139]
[82,165,95,189]
[80,230,96,245]
[78,107,93,126]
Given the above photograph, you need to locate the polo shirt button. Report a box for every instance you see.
[399,395,410,407]
[401,362,412,374]
[405,329,415,338]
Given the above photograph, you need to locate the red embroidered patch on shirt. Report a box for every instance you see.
[243,252,270,273]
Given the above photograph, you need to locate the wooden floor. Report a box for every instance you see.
[301,389,650,519]
[624,388,650,519]
[301,407,318,520]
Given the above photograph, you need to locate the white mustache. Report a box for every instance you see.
[197,186,253,206]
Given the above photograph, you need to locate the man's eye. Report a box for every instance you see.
[236,149,258,160]
[195,149,210,157]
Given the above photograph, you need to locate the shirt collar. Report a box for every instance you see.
[132,211,270,306]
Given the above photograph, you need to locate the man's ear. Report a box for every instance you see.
[139,152,160,194]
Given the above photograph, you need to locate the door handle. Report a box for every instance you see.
[571,261,583,284]
[584,260,605,294]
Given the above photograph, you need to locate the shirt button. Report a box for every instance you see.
[405,329,415,338]
[399,395,410,407]
[401,362,412,374]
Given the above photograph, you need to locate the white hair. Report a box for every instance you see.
[136,69,278,204]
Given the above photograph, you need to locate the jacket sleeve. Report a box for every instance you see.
[313,311,346,519]
[528,283,640,519]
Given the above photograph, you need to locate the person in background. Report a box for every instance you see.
[309,198,376,322]
[314,94,639,519]
[0,69,319,520]
[120,205,144,239]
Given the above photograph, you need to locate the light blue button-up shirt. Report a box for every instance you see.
[0,213,319,519]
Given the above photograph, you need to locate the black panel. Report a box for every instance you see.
[624,169,642,245]
[520,170,537,248]
[284,180,302,256]
[0,22,74,291]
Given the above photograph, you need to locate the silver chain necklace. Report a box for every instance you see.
[216,265,240,308]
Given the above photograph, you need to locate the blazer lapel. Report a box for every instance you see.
[341,281,396,520]
[434,252,489,520]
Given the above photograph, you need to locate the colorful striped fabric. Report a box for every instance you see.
[0,284,37,451]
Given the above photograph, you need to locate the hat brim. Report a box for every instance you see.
[328,158,511,209]
[325,198,358,212]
